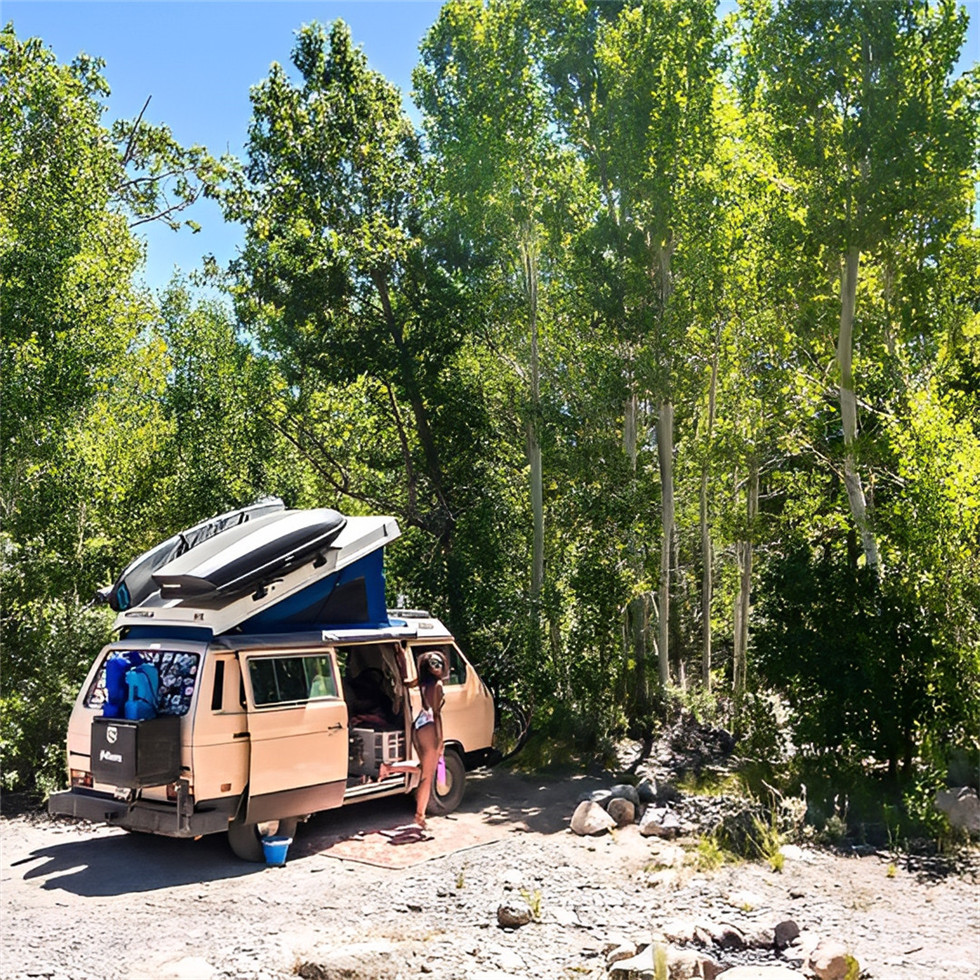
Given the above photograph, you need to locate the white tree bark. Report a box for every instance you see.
[656,400,675,688]
[700,345,719,690]
[733,461,758,698]
[838,245,880,571]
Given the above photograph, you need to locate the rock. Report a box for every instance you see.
[496,900,533,928]
[741,923,776,949]
[665,947,724,979]
[707,921,746,950]
[610,783,642,808]
[807,938,856,980]
[657,918,698,944]
[607,797,636,826]
[656,780,682,804]
[604,942,637,967]
[637,777,658,803]
[715,967,803,979]
[608,944,656,975]
[774,919,801,950]
[640,807,681,840]
[578,788,613,807]
[571,800,617,836]
[639,805,668,836]
[935,786,980,834]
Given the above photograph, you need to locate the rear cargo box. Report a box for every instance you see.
[91,715,181,789]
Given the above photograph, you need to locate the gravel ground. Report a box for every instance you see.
[2,769,978,980]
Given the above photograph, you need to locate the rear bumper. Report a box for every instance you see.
[48,788,235,838]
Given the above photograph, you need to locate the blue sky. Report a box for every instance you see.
[5,0,980,292]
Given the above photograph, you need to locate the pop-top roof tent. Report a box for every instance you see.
[111,507,401,639]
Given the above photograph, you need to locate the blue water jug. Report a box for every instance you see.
[124,662,159,720]
[104,652,142,717]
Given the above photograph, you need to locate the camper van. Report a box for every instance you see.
[48,504,496,860]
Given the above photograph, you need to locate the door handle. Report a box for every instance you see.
[233,731,250,739]
[327,723,344,731]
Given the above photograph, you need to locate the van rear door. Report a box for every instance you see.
[241,650,347,823]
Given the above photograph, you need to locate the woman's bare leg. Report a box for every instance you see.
[413,725,440,827]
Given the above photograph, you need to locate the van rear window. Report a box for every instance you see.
[248,655,337,706]
[84,650,200,716]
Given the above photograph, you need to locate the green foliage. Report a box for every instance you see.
[1,7,977,816]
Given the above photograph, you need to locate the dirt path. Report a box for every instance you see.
[2,769,978,979]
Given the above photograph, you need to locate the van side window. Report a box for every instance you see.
[248,655,337,707]
[211,660,225,711]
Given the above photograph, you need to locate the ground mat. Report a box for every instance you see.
[301,817,506,869]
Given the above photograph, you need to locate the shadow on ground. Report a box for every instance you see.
[5,766,605,896]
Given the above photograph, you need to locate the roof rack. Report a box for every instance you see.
[388,608,432,619]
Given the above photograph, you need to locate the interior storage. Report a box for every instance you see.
[337,642,409,782]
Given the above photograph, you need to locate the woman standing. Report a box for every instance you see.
[380,649,447,828]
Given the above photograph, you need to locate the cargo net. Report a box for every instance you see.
[85,650,200,717]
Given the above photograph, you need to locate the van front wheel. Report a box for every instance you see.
[425,749,466,815]
[228,814,298,862]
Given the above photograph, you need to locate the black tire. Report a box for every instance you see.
[424,749,466,815]
[227,813,298,862]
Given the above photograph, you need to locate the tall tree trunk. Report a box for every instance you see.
[700,341,719,691]
[656,400,675,688]
[521,238,545,655]
[838,245,880,571]
[733,461,758,698]
[624,389,650,712]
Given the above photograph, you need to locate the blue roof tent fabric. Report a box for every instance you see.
[237,550,390,634]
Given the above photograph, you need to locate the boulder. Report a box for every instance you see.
[774,919,800,950]
[607,797,636,826]
[570,800,616,836]
[639,806,668,836]
[807,938,857,980]
[610,783,642,808]
[637,777,658,803]
[578,788,613,807]
[935,786,980,834]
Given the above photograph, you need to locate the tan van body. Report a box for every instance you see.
[49,514,496,860]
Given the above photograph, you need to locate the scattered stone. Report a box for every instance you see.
[741,923,776,949]
[605,942,637,967]
[608,944,656,975]
[637,777,658,803]
[571,800,616,836]
[806,938,856,980]
[774,919,800,949]
[715,967,803,979]
[496,901,533,928]
[578,788,613,807]
[657,917,698,944]
[639,805,668,836]
[608,797,636,826]
[609,783,642,809]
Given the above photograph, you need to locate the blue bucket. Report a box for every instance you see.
[262,835,292,866]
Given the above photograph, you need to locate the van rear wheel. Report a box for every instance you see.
[424,749,465,815]
[228,814,298,862]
